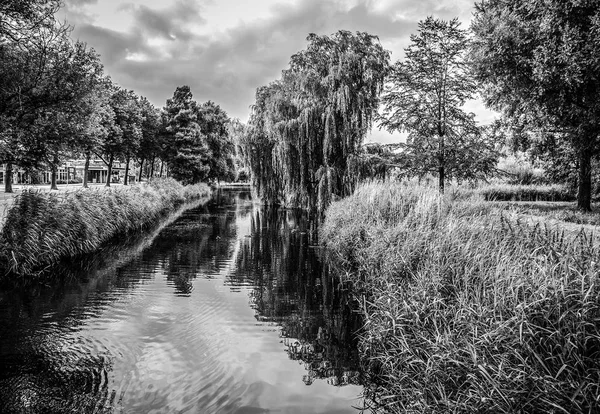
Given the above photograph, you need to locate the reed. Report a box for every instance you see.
[321,180,600,413]
[478,183,574,202]
[0,178,211,278]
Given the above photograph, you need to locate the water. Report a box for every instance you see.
[0,189,365,414]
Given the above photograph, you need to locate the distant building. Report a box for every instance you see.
[1,160,133,185]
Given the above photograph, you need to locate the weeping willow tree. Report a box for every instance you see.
[237,84,285,204]
[242,31,390,213]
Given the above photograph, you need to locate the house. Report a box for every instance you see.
[1,160,133,186]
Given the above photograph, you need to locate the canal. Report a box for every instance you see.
[0,188,365,413]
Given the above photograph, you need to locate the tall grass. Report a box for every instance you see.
[0,178,211,278]
[321,181,600,413]
[478,183,574,202]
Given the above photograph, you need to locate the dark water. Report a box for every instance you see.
[0,189,365,414]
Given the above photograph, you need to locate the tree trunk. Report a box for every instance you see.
[106,154,113,187]
[438,135,445,194]
[138,158,145,181]
[159,160,164,177]
[83,152,90,188]
[124,155,130,186]
[50,157,58,191]
[577,146,593,211]
[150,155,156,178]
[5,162,13,193]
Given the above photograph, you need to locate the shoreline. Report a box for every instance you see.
[0,179,212,281]
[321,181,600,413]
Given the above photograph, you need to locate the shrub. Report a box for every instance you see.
[0,179,211,278]
[321,181,600,413]
[497,154,546,185]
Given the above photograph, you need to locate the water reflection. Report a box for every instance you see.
[0,189,364,413]
[230,206,362,387]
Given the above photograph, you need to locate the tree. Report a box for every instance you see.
[0,1,103,192]
[40,42,105,190]
[94,85,141,187]
[136,96,161,182]
[242,31,390,213]
[228,118,250,182]
[163,86,210,184]
[77,79,113,188]
[239,84,283,203]
[1,0,61,191]
[0,0,61,42]
[117,91,142,186]
[471,0,600,210]
[197,101,236,183]
[380,17,497,192]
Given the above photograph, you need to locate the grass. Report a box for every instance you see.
[494,200,600,227]
[476,183,574,202]
[321,180,600,413]
[0,178,211,278]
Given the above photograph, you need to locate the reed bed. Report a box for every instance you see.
[478,183,574,202]
[0,178,210,278]
[321,181,600,413]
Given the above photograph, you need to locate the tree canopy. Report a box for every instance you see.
[197,101,236,183]
[380,17,497,192]
[0,0,104,191]
[471,0,600,210]
[241,30,390,213]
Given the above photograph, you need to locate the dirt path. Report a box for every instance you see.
[493,200,600,239]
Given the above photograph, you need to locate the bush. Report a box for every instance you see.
[497,154,546,185]
[321,181,600,413]
[0,178,211,278]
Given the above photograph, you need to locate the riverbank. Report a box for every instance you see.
[321,181,600,413]
[0,178,211,280]
[0,183,141,226]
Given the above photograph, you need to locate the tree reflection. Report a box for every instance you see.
[146,189,245,295]
[229,206,363,387]
[138,190,364,386]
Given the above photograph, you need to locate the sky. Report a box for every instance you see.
[59,0,497,144]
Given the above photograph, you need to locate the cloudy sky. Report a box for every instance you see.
[59,0,496,143]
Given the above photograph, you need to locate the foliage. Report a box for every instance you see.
[321,180,600,413]
[0,179,211,277]
[471,0,600,210]
[238,84,283,203]
[0,0,61,41]
[91,84,142,186]
[135,96,162,180]
[0,1,105,191]
[197,101,236,183]
[162,86,210,184]
[241,31,390,213]
[381,17,497,192]
[496,153,546,185]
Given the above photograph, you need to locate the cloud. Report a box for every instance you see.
[120,0,205,42]
[62,0,490,129]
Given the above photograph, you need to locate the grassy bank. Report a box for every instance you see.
[321,181,600,413]
[0,178,211,278]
